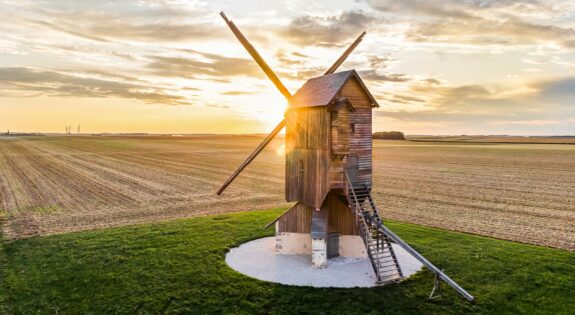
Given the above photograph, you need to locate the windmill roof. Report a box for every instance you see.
[288,70,379,108]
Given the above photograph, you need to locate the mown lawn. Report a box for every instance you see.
[1,208,573,314]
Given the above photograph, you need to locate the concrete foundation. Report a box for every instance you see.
[275,233,367,258]
[275,232,367,259]
[311,238,327,268]
[275,233,311,255]
[339,235,368,258]
[225,237,424,288]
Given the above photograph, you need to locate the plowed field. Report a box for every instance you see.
[0,135,573,250]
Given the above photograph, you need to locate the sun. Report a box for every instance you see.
[250,91,288,129]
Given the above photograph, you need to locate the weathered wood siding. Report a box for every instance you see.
[329,76,373,189]
[330,110,349,154]
[278,202,312,233]
[326,193,359,235]
[341,77,375,108]
[349,106,372,187]
[285,107,331,208]
[278,194,358,235]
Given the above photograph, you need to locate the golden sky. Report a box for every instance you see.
[1,0,575,135]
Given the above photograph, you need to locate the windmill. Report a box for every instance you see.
[216,12,474,301]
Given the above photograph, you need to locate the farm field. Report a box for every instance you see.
[407,135,575,144]
[0,135,574,250]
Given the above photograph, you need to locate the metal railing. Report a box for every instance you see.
[344,172,475,302]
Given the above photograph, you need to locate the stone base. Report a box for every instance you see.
[311,238,327,268]
[275,232,367,259]
[339,235,367,258]
[275,232,311,255]
[225,237,424,288]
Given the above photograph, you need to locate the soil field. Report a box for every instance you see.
[0,135,573,250]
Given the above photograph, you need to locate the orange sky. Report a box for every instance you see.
[1,0,575,135]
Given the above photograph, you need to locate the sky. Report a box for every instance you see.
[1,0,575,135]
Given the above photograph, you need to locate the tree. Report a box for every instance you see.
[372,131,406,140]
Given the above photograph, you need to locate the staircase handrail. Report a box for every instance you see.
[344,171,475,302]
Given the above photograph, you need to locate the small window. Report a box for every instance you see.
[299,159,304,172]
[350,123,356,134]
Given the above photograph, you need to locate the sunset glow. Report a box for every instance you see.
[1,0,574,135]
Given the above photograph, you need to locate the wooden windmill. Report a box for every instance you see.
[217,12,474,301]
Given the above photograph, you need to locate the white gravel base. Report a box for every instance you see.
[225,237,423,288]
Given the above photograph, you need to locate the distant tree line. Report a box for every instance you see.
[1,131,44,136]
[372,131,406,140]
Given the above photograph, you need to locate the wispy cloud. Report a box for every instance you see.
[282,11,379,46]
[146,50,262,79]
[0,67,187,105]
[366,0,575,50]
[378,75,575,133]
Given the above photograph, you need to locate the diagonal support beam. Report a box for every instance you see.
[220,11,292,99]
[216,119,286,195]
[377,223,475,302]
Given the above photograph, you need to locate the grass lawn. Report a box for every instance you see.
[1,208,573,314]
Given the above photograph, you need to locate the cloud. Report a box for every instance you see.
[365,0,546,19]
[19,1,221,43]
[283,11,378,46]
[0,67,187,105]
[377,75,575,133]
[406,17,575,48]
[365,0,575,50]
[391,94,426,104]
[146,50,262,79]
[529,77,575,101]
[221,91,255,96]
[490,119,566,126]
[360,70,410,82]
[29,17,222,43]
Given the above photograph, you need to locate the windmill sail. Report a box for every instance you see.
[220,12,291,99]
[216,12,366,195]
[324,31,366,75]
[216,119,286,195]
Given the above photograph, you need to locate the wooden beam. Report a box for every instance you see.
[216,119,286,195]
[220,12,292,100]
[263,202,299,230]
[324,31,366,75]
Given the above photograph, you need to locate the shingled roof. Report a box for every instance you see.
[288,70,379,108]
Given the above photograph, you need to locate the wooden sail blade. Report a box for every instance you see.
[216,21,367,195]
[220,12,292,99]
[216,118,286,195]
[324,31,367,75]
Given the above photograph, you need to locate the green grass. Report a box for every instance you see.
[1,208,573,314]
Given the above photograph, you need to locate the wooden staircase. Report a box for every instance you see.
[345,180,403,284]
[343,172,475,301]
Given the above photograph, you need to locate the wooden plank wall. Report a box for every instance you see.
[325,192,359,235]
[330,110,349,154]
[285,107,331,208]
[342,77,373,188]
[278,194,359,235]
[278,202,312,233]
[286,107,329,150]
[329,156,344,189]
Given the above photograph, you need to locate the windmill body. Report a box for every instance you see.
[279,70,379,267]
